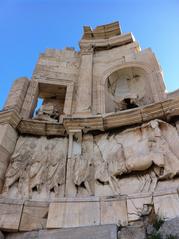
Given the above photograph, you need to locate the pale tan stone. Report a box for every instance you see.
[47,200,100,228]
[0,21,179,233]
[4,77,29,113]
[127,194,153,222]
[176,120,179,134]
[94,120,179,196]
[100,198,128,226]
[19,201,49,231]
[0,199,23,231]
[20,80,39,119]
[153,192,179,220]
[0,110,21,129]
[3,136,68,199]
[0,124,18,153]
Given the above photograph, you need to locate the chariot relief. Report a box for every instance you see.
[3,120,179,199]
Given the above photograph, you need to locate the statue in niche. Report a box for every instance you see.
[34,103,59,122]
[94,120,179,195]
[107,73,152,111]
[34,97,61,122]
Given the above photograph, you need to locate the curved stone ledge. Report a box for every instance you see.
[15,97,179,136]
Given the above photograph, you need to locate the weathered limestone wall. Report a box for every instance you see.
[0,124,18,193]
[2,136,68,199]
[3,119,179,199]
[32,48,80,115]
[167,88,179,99]
[4,77,29,113]
[0,22,178,238]
[20,80,39,118]
[92,47,166,114]
[29,33,166,117]
[0,120,179,229]
[76,49,93,114]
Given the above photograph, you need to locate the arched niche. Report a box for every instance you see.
[105,66,154,113]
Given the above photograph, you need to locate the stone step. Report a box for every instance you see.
[5,224,118,239]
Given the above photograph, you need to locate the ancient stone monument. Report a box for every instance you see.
[0,22,179,238]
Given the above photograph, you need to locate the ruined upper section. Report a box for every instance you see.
[80,22,134,51]
[82,22,121,40]
[3,21,171,123]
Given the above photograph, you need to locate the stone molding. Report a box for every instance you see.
[0,110,21,129]
[80,33,134,51]
[15,97,179,136]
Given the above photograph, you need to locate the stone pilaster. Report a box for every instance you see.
[4,77,29,113]
[75,46,93,114]
[176,121,179,134]
[20,80,39,119]
[65,129,82,197]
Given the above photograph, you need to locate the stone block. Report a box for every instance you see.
[6,224,118,239]
[0,145,10,192]
[154,192,179,220]
[47,200,100,228]
[100,198,128,226]
[4,77,29,113]
[0,145,10,167]
[0,199,23,231]
[158,217,179,239]
[0,231,4,239]
[40,224,118,239]
[19,201,49,231]
[118,225,146,239]
[176,121,179,134]
[6,231,38,239]
[127,194,153,222]
[0,124,18,154]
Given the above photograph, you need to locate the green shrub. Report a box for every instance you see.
[153,217,164,231]
[166,235,178,239]
[147,232,162,239]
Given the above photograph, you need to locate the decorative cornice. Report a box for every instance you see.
[17,119,66,136]
[0,110,21,129]
[14,97,179,136]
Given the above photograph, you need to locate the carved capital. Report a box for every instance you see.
[80,45,94,55]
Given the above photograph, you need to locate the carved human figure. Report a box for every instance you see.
[46,138,67,197]
[29,137,47,196]
[149,120,179,179]
[3,137,37,195]
[73,154,94,195]
[72,135,94,196]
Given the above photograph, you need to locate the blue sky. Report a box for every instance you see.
[0,0,179,109]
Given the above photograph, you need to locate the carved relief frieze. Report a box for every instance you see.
[2,119,179,199]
